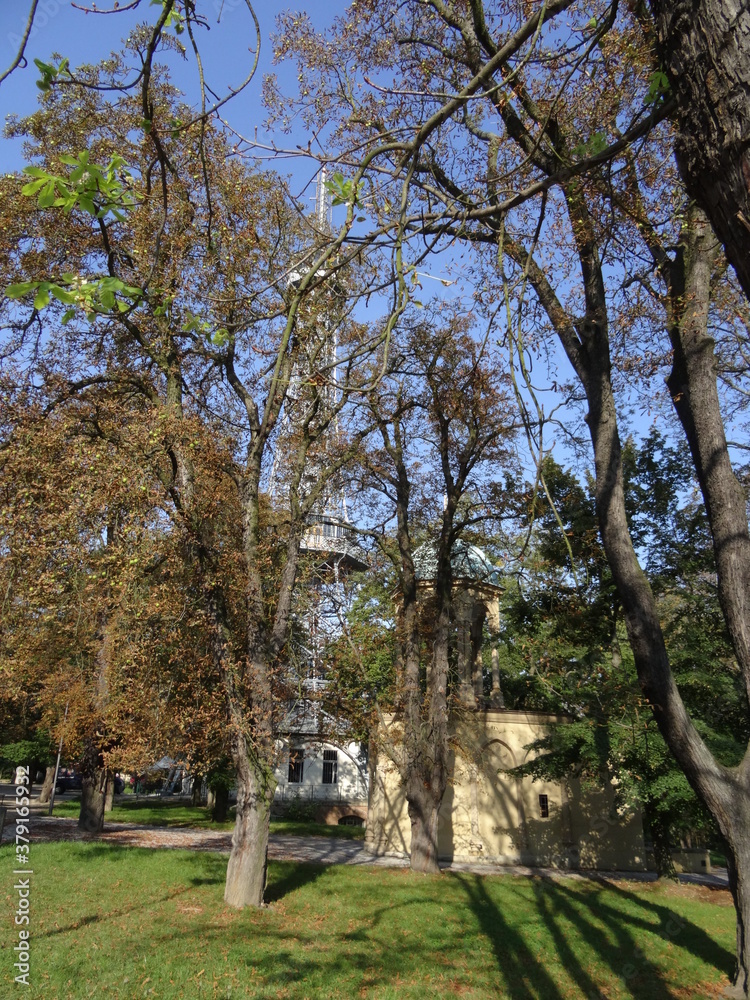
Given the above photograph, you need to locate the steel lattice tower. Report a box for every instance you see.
[269,169,367,694]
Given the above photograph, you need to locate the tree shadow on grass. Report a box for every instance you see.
[265,860,328,903]
[453,871,733,999]
[39,882,200,939]
[530,877,669,999]
[579,878,733,979]
[451,873,569,1000]
[30,845,734,998]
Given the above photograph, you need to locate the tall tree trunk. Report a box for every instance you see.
[79,520,116,833]
[191,775,203,806]
[401,569,451,872]
[401,586,441,872]
[648,0,750,303]
[507,188,750,995]
[37,766,55,805]
[664,205,750,705]
[660,204,750,995]
[224,733,276,908]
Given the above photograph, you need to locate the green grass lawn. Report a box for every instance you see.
[0,840,735,999]
[49,797,365,840]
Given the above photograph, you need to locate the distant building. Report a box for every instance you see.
[272,694,368,826]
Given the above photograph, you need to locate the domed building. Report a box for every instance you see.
[364,538,664,873]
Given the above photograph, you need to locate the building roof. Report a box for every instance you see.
[413,539,503,588]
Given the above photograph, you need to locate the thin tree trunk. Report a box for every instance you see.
[212,784,229,823]
[505,187,750,994]
[37,766,55,804]
[664,205,750,704]
[104,774,114,814]
[191,775,203,805]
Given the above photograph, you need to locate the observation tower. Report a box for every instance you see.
[270,169,367,689]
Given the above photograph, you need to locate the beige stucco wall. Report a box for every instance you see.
[365,710,647,871]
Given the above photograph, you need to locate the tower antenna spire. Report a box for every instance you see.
[315,166,331,231]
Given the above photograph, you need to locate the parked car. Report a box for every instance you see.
[54,770,82,795]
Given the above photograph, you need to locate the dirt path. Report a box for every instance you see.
[1,814,730,889]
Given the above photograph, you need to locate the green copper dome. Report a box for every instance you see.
[412,539,502,588]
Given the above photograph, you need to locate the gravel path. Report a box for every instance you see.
[2,814,729,888]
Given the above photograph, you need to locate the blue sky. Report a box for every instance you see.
[0,1,346,187]
[0,1,672,462]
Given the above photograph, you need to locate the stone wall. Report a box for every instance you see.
[365,710,647,871]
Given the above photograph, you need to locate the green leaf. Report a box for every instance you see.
[49,286,75,305]
[645,69,671,106]
[37,185,56,208]
[33,287,50,310]
[21,179,47,196]
[572,132,608,158]
[61,309,76,324]
[5,282,37,299]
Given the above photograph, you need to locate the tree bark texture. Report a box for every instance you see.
[104,774,114,814]
[727,823,750,998]
[394,461,450,874]
[406,773,442,873]
[37,766,55,805]
[400,577,443,872]
[78,744,107,834]
[224,733,276,908]
[664,206,750,705]
[648,0,750,301]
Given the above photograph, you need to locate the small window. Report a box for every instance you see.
[288,749,304,784]
[338,815,364,827]
[539,794,549,819]
[322,749,338,784]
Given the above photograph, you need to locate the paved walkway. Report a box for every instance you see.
[1,814,730,889]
